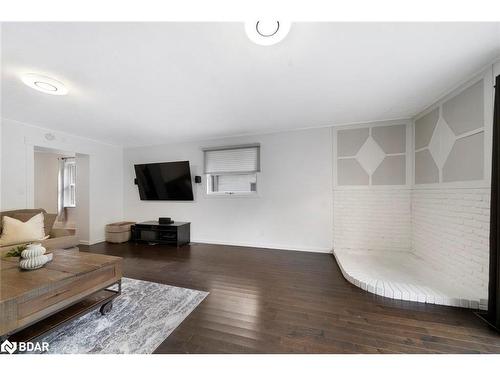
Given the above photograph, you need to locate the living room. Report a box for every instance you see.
[1,1,500,373]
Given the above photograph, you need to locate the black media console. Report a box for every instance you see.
[132,221,190,246]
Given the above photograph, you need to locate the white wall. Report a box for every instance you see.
[33,151,60,213]
[1,118,123,244]
[75,153,90,241]
[123,127,334,252]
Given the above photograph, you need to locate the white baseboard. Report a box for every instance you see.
[80,238,105,246]
[81,238,332,253]
[192,238,333,253]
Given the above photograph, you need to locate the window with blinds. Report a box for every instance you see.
[63,158,76,207]
[204,144,260,195]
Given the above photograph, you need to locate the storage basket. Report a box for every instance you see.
[105,221,135,243]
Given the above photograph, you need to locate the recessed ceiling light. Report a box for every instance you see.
[245,20,291,46]
[21,73,68,95]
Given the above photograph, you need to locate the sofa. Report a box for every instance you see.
[0,208,79,257]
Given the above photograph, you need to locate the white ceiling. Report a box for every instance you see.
[2,22,500,147]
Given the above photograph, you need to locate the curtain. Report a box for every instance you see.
[488,74,500,329]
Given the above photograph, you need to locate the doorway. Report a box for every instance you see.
[33,146,89,243]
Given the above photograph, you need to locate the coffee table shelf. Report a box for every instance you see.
[8,281,121,343]
[0,249,123,342]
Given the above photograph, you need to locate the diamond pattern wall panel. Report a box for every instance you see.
[337,124,407,186]
[337,128,370,157]
[442,80,484,136]
[338,158,369,185]
[372,155,406,185]
[413,78,485,185]
[357,137,386,175]
[415,108,439,149]
[428,117,455,168]
[372,124,406,154]
[415,149,439,184]
[443,132,484,182]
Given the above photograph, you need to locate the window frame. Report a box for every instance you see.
[206,172,259,197]
[203,143,261,198]
[63,158,76,208]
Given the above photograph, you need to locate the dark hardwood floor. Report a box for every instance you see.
[81,242,500,354]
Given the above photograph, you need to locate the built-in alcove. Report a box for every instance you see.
[333,67,494,309]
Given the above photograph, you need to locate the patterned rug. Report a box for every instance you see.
[42,277,208,354]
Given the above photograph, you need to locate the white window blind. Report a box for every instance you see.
[204,144,260,195]
[63,158,76,207]
[204,144,260,174]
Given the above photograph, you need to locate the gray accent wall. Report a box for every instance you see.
[415,149,439,184]
[415,108,439,149]
[413,78,485,184]
[442,80,484,136]
[337,76,487,187]
[372,155,406,185]
[372,124,406,154]
[337,128,369,157]
[336,123,408,186]
[338,159,369,185]
[443,132,484,182]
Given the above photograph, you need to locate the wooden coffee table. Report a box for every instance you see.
[0,248,122,342]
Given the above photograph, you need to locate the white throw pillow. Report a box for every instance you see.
[0,213,48,247]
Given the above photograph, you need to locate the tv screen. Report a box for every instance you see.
[134,161,194,201]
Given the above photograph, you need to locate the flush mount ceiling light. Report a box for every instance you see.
[44,133,56,141]
[245,20,291,46]
[21,73,68,95]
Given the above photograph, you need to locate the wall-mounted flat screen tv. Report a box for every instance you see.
[134,161,194,201]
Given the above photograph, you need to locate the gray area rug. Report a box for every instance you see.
[42,277,208,354]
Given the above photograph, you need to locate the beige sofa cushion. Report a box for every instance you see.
[0,213,48,246]
[0,209,56,237]
[10,212,57,237]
